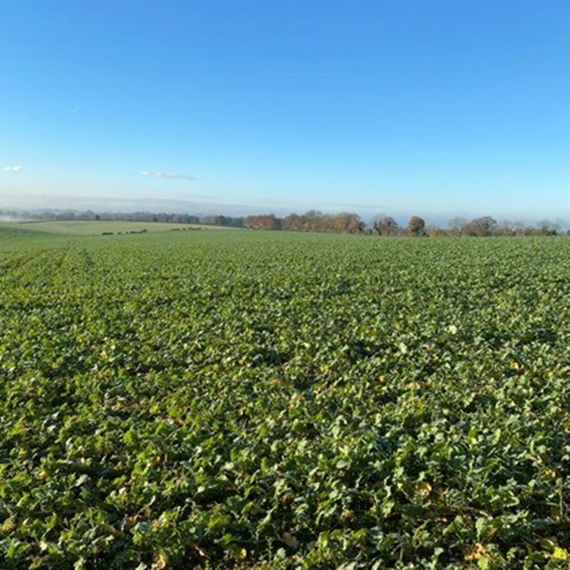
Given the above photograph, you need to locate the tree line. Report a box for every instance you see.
[240,212,564,236]
[1,208,566,236]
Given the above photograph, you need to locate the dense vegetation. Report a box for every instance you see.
[1,224,569,569]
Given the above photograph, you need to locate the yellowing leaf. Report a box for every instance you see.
[0,516,16,533]
[415,481,432,499]
[464,543,488,562]
[153,552,169,569]
[552,547,569,561]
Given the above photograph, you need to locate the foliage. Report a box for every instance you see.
[1,228,569,569]
[407,216,426,237]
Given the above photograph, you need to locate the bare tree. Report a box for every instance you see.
[495,220,514,237]
[448,217,467,237]
[536,220,560,236]
[462,216,497,237]
[374,214,399,236]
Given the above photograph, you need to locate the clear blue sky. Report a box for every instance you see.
[1,0,569,221]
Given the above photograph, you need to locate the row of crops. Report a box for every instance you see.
[1,227,569,568]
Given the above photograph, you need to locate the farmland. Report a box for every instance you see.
[0,224,569,569]
[2,220,228,236]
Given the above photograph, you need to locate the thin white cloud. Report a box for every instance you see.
[140,170,196,181]
[3,165,23,172]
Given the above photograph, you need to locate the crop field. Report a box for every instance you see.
[1,225,569,569]
[3,221,225,236]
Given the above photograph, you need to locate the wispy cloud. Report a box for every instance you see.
[140,170,196,181]
[3,165,23,173]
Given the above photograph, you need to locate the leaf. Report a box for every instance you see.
[552,547,569,561]
[75,474,89,487]
[281,531,298,549]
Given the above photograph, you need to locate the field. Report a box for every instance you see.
[2,221,229,236]
[1,224,569,569]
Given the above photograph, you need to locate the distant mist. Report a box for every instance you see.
[0,193,290,218]
[0,192,567,230]
[0,215,34,223]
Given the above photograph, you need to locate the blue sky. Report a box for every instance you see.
[1,0,569,221]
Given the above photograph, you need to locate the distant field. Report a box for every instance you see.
[2,220,231,235]
[1,228,569,569]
